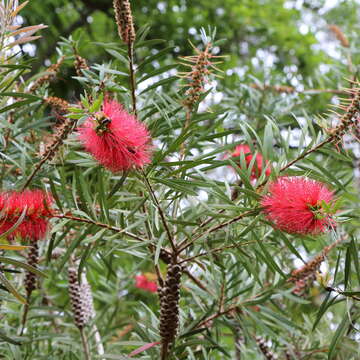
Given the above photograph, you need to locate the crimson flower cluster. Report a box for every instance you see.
[261,176,335,235]
[0,190,53,241]
[135,274,158,293]
[78,99,152,173]
[230,144,271,180]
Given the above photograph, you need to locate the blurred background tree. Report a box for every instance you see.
[20,0,359,98]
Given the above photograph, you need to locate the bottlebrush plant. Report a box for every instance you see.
[0,1,359,359]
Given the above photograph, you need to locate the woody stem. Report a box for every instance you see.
[128,42,137,117]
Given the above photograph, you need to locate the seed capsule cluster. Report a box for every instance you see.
[256,337,277,360]
[24,240,39,295]
[68,267,95,329]
[158,263,183,354]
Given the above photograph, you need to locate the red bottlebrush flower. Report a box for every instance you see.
[231,144,271,180]
[78,99,152,172]
[261,177,335,235]
[135,274,158,293]
[0,190,53,241]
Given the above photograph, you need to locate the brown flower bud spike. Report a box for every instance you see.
[158,263,183,360]
[24,239,39,296]
[256,337,278,360]
[113,0,136,45]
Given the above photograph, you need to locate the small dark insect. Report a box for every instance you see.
[94,112,112,135]
[127,146,136,154]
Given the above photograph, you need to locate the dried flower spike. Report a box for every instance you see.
[261,177,336,235]
[113,0,136,44]
[288,239,341,296]
[328,25,350,48]
[230,144,271,180]
[29,56,65,93]
[44,96,69,117]
[250,83,296,94]
[78,98,152,172]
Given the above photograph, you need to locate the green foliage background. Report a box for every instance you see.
[0,0,360,359]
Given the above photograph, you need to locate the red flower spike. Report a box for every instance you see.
[135,274,158,293]
[231,144,271,180]
[0,190,53,241]
[78,99,152,172]
[261,176,335,235]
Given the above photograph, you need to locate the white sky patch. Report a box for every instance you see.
[22,43,36,57]
[280,128,312,148]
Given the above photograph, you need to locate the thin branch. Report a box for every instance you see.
[250,83,348,95]
[178,209,260,253]
[183,269,214,295]
[140,170,176,254]
[22,117,76,190]
[278,137,334,174]
[80,328,91,360]
[325,286,360,301]
[19,293,31,336]
[52,213,147,243]
[180,240,255,264]
[196,305,239,329]
[128,42,137,117]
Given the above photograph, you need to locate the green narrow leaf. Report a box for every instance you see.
[49,177,63,212]
[328,312,350,359]
[0,207,27,239]
[312,292,338,331]
[0,257,47,278]
[349,238,360,287]
[0,330,21,345]
[344,245,351,289]
[0,271,26,304]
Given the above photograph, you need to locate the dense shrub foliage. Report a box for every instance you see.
[0,0,359,359]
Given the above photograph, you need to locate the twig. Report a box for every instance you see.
[92,324,105,359]
[52,213,147,243]
[278,137,334,174]
[250,83,348,95]
[128,42,137,117]
[325,286,360,301]
[80,327,91,360]
[179,240,255,264]
[22,117,76,190]
[219,278,226,313]
[178,209,260,253]
[140,170,176,254]
[183,269,214,295]
[19,293,31,336]
[196,305,239,328]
